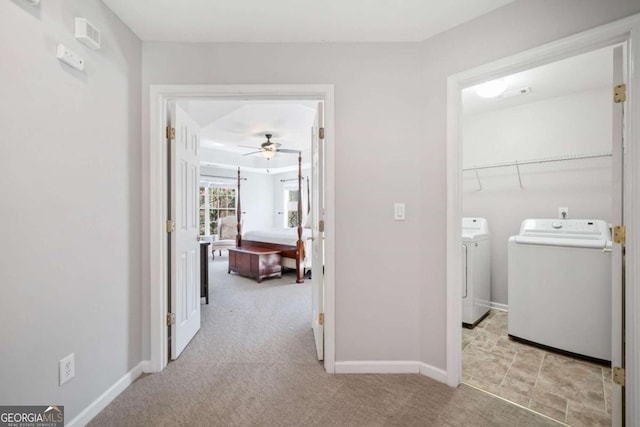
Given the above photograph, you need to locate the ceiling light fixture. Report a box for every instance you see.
[262,149,276,160]
[475,78,508,98]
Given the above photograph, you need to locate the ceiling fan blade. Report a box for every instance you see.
[239,145,260,149]
[242,151,262,156]
[277,149,300,154]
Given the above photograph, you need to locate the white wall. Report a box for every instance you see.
[200,165,274,232]
[0,0,141,421]
[142,43,427,363]
[139,0,640,372]
[463,88,613,305]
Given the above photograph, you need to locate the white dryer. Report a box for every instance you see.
[462,218,491,328]
[508,219,612,362]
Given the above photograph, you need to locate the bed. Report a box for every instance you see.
[234,152,310,283]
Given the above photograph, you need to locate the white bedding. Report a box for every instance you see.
[243,227,311,246]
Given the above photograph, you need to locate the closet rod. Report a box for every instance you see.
[462,152,612,172]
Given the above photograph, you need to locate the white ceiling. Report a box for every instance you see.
[177,100,318,172]
[178,100,317,152]
[102,0,515,43]
[463,45,616,115]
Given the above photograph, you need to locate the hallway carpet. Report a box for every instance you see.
[90,255,559,427]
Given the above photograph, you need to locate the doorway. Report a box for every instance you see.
[459,45,618,425]
[446,16,640,426]
[169,98,319,363]
[147,84,336,375]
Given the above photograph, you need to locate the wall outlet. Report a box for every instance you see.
[558,207,569,219]
[59,353,75,386]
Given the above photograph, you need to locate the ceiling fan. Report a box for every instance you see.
[240,134,299,159]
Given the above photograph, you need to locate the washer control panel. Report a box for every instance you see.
[519,219,609,240]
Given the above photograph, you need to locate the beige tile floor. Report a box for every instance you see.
[462,310,612,426]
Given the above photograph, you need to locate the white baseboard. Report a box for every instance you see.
[141,360,151,373]
[66,360,147,427]
[418,362,448,383]
[490,302,508,312]
[335,361,420,374]
[334,361,447,384]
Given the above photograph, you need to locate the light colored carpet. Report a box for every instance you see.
[90,255,560,427]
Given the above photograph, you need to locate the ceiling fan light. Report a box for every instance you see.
[262,150,276,160]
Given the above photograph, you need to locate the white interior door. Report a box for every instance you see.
[311,102,325,361]
[610,44,625,426]
[169,102,201,359]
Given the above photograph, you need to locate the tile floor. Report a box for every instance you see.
[462,310,612,426]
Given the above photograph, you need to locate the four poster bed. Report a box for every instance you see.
[234,152,310,283]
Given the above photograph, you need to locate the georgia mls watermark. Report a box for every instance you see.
[0,406,64,427]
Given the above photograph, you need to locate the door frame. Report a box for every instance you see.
[147,84,336,374]
[445,14,640,423]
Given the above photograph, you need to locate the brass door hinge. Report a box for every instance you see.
[319,313,325,326]
[613,366,625,386]
[166,220,175,233]
[319,127,325,140]
[614,225,626,244]
[166,312,176,326]
[319,220,325,233]
[166,126,175,139]
[614,84,626,103]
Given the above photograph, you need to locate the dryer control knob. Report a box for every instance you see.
[552,222,562,229]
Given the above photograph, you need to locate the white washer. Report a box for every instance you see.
[462,217,491,328]
[508,218,612,362]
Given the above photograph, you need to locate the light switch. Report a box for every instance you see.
[394,203,406,221]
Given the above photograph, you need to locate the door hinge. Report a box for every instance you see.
[319,313,324,326]
[613,366,625,386]
[614,84,626,103]
[319,220,325,233]
[166,312,176,326]
[319,127,325,140]
[166,220,175,233]
[614,225,626,244]
[166,126,175,139]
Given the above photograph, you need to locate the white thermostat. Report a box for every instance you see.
[56,44,85,71]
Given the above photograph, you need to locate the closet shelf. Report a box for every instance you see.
[463,151,612,190]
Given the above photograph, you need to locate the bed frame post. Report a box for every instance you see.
[296,152,304,283]
[236,167,242,248]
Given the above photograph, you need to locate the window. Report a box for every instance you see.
[285,189,299,228]
[199,186,236,236]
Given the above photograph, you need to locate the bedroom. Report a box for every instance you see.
[168,98,325,362]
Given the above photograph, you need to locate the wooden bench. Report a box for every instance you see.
[228,246,282,283]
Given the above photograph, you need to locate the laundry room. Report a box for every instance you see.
[460,45,618,424]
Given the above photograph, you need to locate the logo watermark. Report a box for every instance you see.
[0,406,64,427]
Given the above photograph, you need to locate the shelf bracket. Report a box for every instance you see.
[515,161,524,189]
[473,166,483,191]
